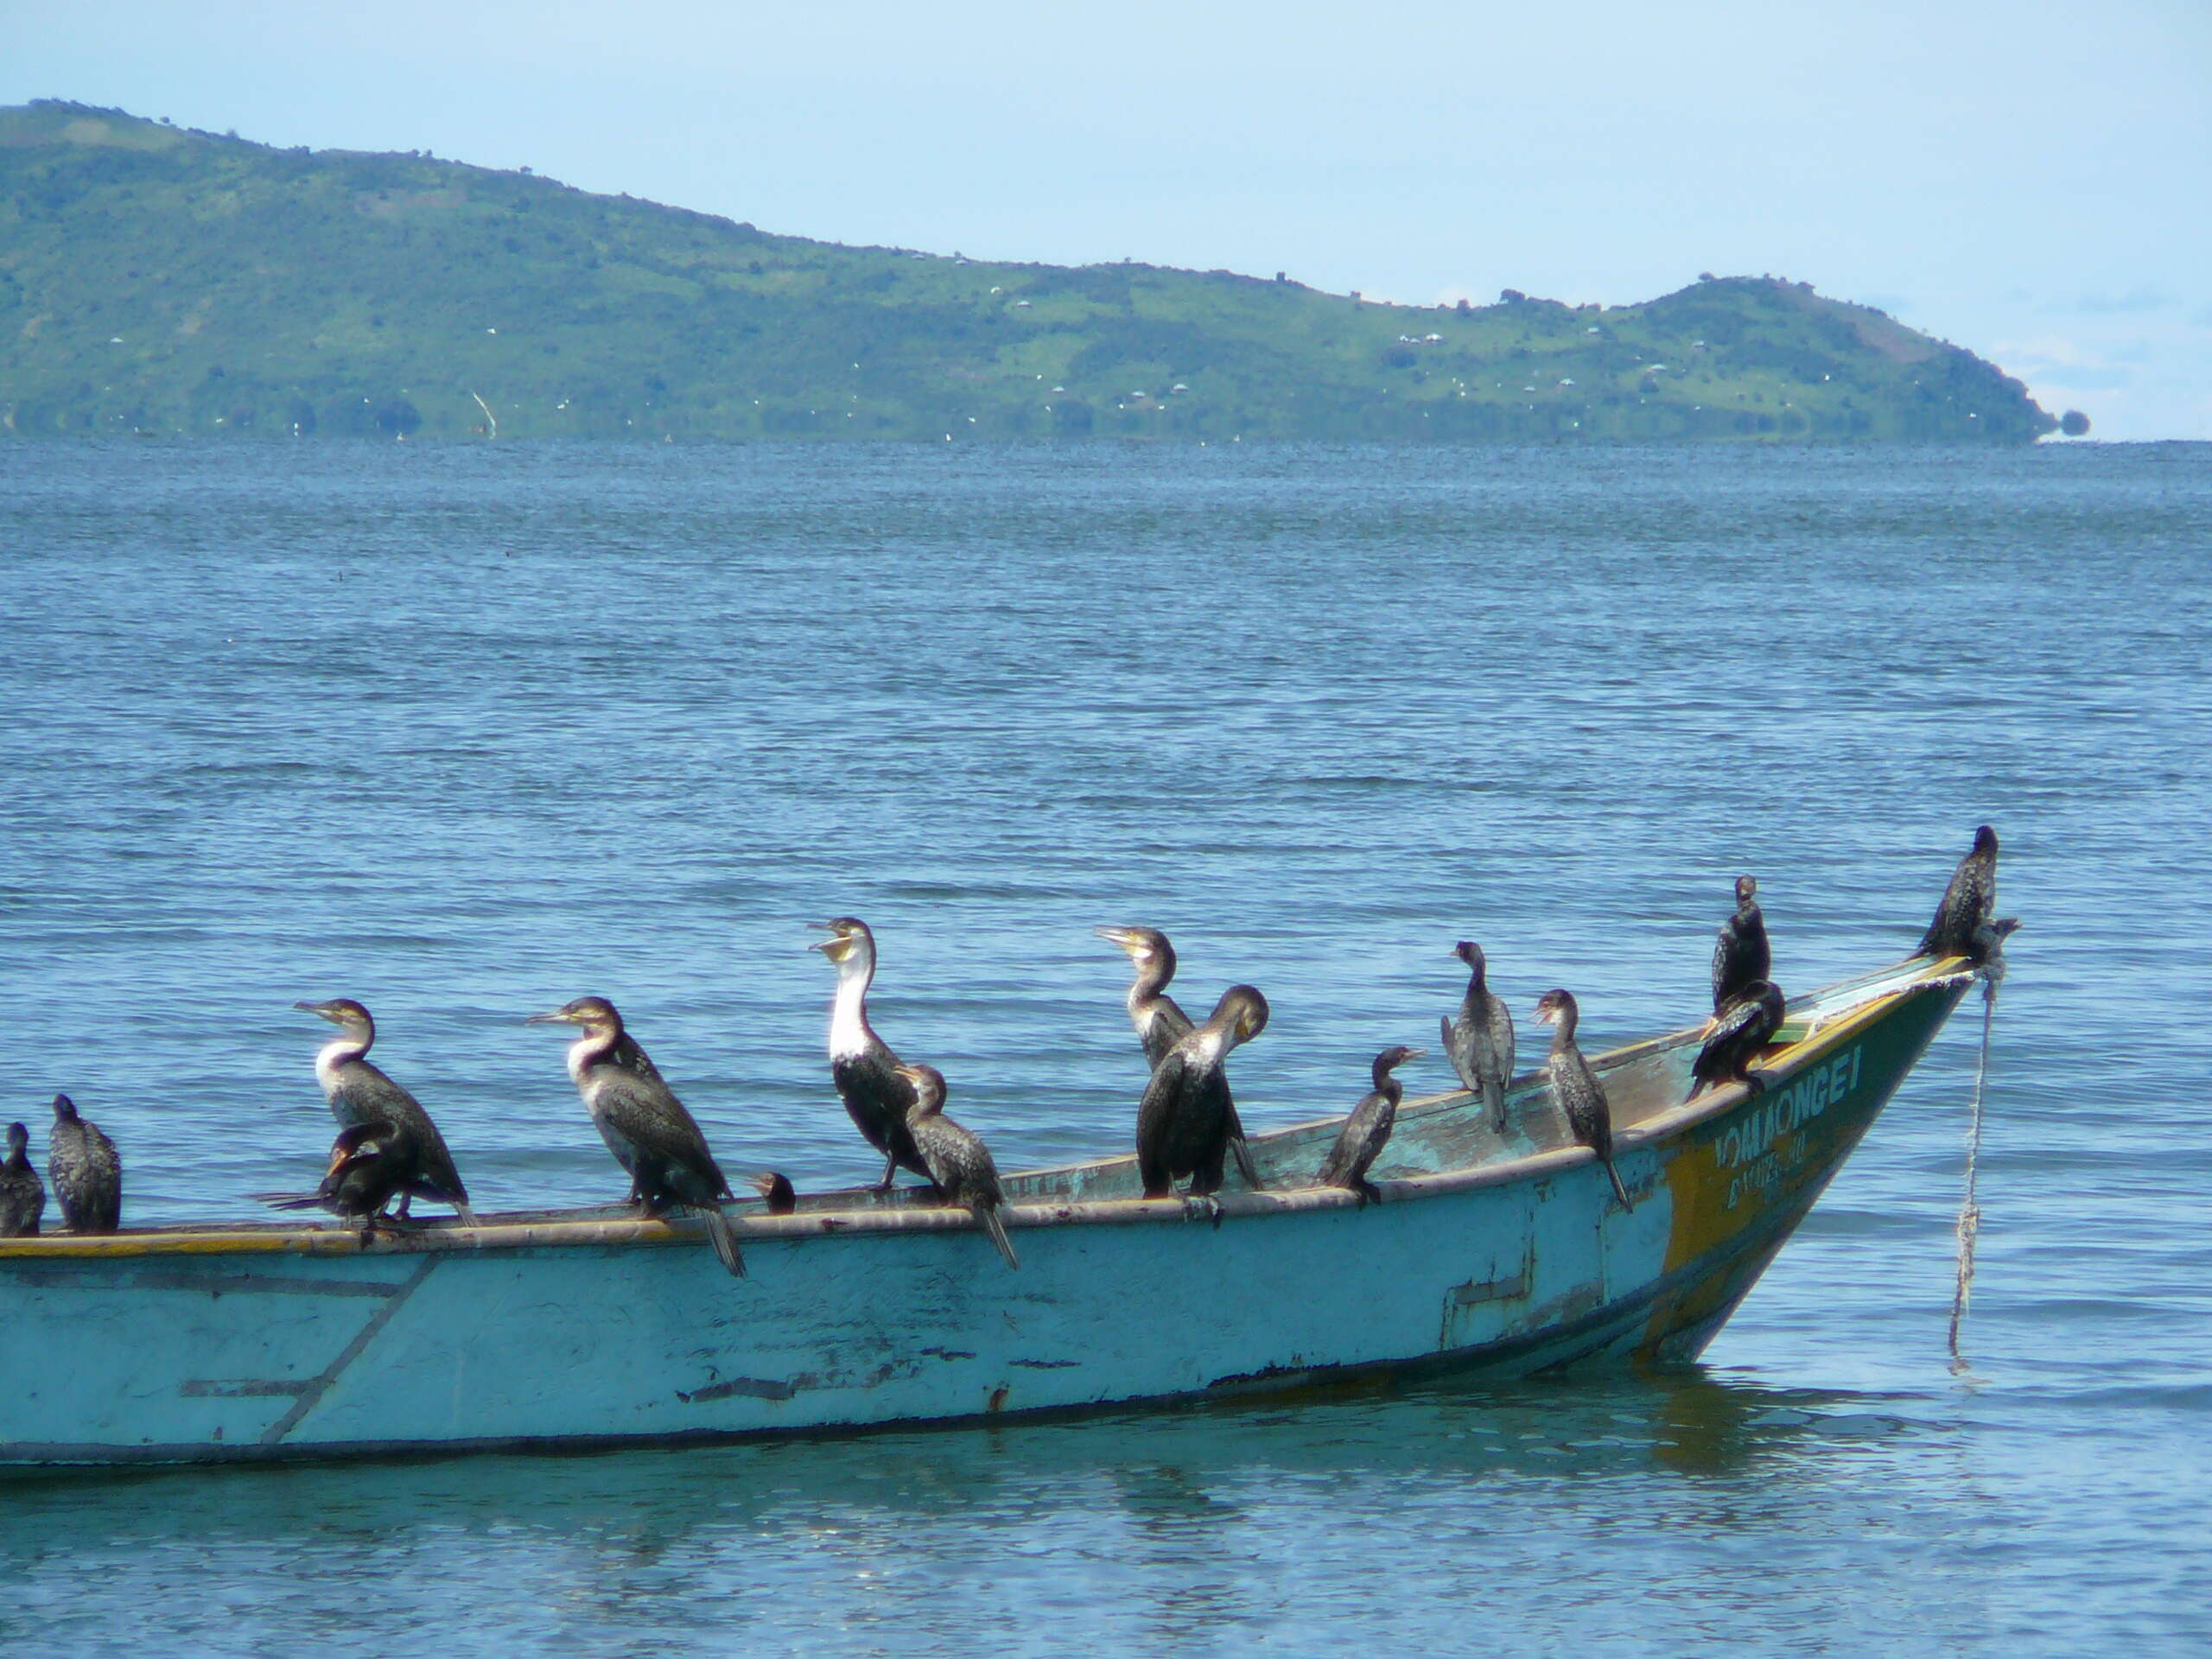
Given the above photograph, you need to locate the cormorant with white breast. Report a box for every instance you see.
[294,999,475,1224]
[47,1094,121,1233]
[1318,1044,1425,1204]
[1687,981,1785,1102]
[1533,992,1632,1211]
[1096,925,1263,1188]
[1918,825,1999,961]
[529,996,744,1277]
[810,918,932,1191]
[0,1122,43,1237]
[259,1122,408,1236]
[1441,941,1515,1134]
[1136,985,1269,1201]
[1712,876,1770,1016]
[893,1063,1019,1270]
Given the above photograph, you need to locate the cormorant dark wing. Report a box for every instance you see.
[328,1061,471,1211]
[1712,906,1770,1013]
[1139,993,1196,1071]
[585,1068,733,1208]
[48,1119,121,1233]
[1319,1091,1394,1188]
[1136,1044,1224,1198]
[1919,851,1996,957]
[830,1044,931,1182]
[0,1160,43,1238]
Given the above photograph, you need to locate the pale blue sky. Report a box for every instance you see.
[7,1,2207,437]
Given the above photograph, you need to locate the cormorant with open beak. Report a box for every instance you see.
[1096,925,1262,1188]
[893,1062,1019,1270]
[1687,981,1785,1102]
[0,1122,43,1237]
[1918,825,1999,960]
[1318,1044,1425,1204]
[1534,992,1632,1211]
[747,1171,798,1216]
[810,917,931,1191]
[260,1121,408,1236]
[1136,985,1269,1201]
[47,1093,121,1234]
[529,996,744,1277]
[294,998,475,1224]
[1441,941,1515,1134]
[1711,876,1770,1016]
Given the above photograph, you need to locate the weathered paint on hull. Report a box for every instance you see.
[0,966,1970,1466]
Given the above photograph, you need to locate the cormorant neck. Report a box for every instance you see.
[315,1028,372,1085]
[567,1022,621,1081]
[1547,1006,1579,1052]
[1465,957,1487,996]
[1376,1076,1403,1108]
[830,944,876,1058]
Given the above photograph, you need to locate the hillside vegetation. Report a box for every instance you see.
[0,101,2054,443]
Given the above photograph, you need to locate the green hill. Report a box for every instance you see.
[0,100,2053,443]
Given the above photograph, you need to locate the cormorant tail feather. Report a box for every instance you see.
[980,1203,1020,1271]
[700,1205,746,1279]
[1230,1133,1262,1192]
[1603,1159,1632,1211]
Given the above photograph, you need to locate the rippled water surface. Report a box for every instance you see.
[2,441,2208,1654]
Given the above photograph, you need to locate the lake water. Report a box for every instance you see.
[2,440,2207,1654]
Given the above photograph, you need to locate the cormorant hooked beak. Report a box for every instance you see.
[525,1008,579,1026]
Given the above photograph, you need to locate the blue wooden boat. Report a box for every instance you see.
[0,954,1980,1467]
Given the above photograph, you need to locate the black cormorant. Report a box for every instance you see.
[1712,875,1771,1015]
[893,1063,1019,1270]
[1687,981,1786,1102]
[1441,941,1515,1134]
[47,1094,121,1234]
[810,918,932,1191]
[294,999,475,1224]
[747,1171,798,1216]
[0,1122,43,1237]
[1317,1044,1425,1204]
[529,996,744,1277]
[260,1122,408,1236]
[1533,992,1632,1212]
[1918,825,1999,960]
[1096,925,1262,1188]
[1136,985,1269,1201]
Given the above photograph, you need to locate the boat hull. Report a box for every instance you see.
[0,966,1970,1466]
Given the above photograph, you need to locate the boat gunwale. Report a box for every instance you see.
[0,955,1977,1263]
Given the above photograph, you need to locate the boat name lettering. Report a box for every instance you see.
[1713,1046,1863,1170]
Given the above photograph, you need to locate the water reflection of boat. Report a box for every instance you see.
[0,955,1977,1468]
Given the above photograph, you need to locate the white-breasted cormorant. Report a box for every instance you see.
[1441,941,1515,1134]
[529,996,744,1278]
[893,1063,1019,1270]
[47,1094,121,1234]
[1918,825,1999,960]
[1096,925,1262,1189]
[0,1122,43,1237]
[810,918,932,1191]
[747,1171,798,1216]
[1688,981,1786,1102]
[1712,876,1771,1016]
[294,999,475,1224]
[1533,992,1632,1212]
[1136,984,1269,1201]
[260,1121,408,1236]
[1317,1044,1425,1204]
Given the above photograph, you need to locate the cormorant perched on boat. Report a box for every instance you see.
[1533,993,1632,1212]
[747,1172,798,1216]
[1318,1044,1425,1204]
[260,1122,408,1236]
[47,1094,121,1234]
[1973,917,2022,988]
[294,999,475,1224]
[1687,982,1786,1102]
[1441,941,1515,1134]
[1096,925,1263,1189]
[529,996,744,1278]
[1136,985,1269,1201]
[1918,825,1999,960]
[1712,876,1771,1016]
[0,1122,43,1237]
[810,918,932,1191]
[893,1063,1019,1270]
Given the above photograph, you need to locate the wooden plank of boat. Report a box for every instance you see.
[0,954,1979,1467]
